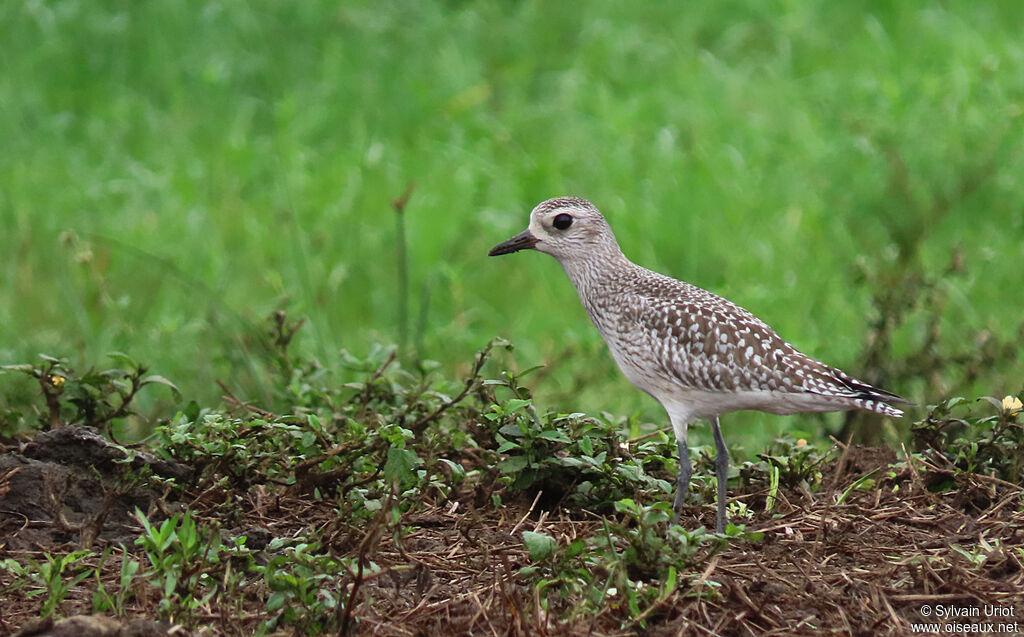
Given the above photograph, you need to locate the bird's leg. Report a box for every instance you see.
[672,437,692,522]
[709,415,729,533]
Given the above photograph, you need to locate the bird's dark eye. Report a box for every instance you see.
[553,213,573,230]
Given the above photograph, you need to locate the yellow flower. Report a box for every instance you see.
[796,439,807,447]
[50,375,66,387]
[1002,395,1022,413]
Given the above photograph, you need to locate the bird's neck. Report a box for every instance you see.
[558,245,634,297]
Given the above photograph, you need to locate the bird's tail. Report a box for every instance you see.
[833,374,913,418]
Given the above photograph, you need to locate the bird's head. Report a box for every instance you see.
[488,197,618,262]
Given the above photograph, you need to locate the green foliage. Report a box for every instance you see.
[521,497,762,628]
[481,365,674,509]
[0,353,179,435]
[1,334,1020,631]
[0,551,92,618]
[949,536,1007,571]
[740,437,835,499]
[152,339,492,518]
[256,538,362,635]
[92,548,141,616]
[150,335,675,520]
[487,405,674,508]
[522,531,558,562]
[134,508,248,626]
[913,393,1024,484]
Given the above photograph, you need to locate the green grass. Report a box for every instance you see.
[2,0,1023,448]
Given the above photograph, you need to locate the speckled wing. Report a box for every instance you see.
[623,271,908,414]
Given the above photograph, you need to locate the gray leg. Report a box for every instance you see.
[709,415,729,533]
[672,438,692,522]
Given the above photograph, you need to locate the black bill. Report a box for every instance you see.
[488,229,538,256]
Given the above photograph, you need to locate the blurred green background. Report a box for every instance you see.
[2,1,1022,450]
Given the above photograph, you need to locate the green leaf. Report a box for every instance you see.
[266,592,288,612]
[642,507,671,526]
[522,531,557,561]
[979,396,1003,410]
[106,352,140,369]
[515,365,546,379]
[579,436,594,456]
[564,539,586,559]
[141,375,182,399]
[497,455,529,474]
[0,558,27,576]
[506,398,532,412]
[438,458,466,482]
[383,447,420,481]
[498,423,524,438]
[307,414,324,433]
[614,499,638,515]
[183,400,200,422]
[664,566,677,592]
[0,364,36,374]
[538,430,570,443]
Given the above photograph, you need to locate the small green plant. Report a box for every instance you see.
[913,393,1024,484]
[156,413,330,488]
[765,463,781,513]
[134,508,235,625]
[254,539,360,635]
[520,529,609,622]
[726,499,756,524]
[92,547,141,616]
[950,536,1003,570]
[155,339,519,521]
[735,437,835,516]
[521,498,761,629]
[1,353,179,434]
[0,550,93,617]
[747,437,834,491]
[481,374,674,510]
[836,467,881,505]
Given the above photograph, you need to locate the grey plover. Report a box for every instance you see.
[489,197,909,532]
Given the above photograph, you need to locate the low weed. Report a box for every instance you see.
[255,538,365,635]
[480,365,675,510]
[740,437,835,496]
[485,404,673,509]
[134,508,248,627]
[520,497,762,629]
[0,551,92,618]
[913,393,1024,485]
[91,548,141,616]
[0,353,179,436]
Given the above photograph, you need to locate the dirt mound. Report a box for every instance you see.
[12,614,169,637]
[0,427,189,551]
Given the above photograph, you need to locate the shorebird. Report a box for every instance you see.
[489,197,909,532]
